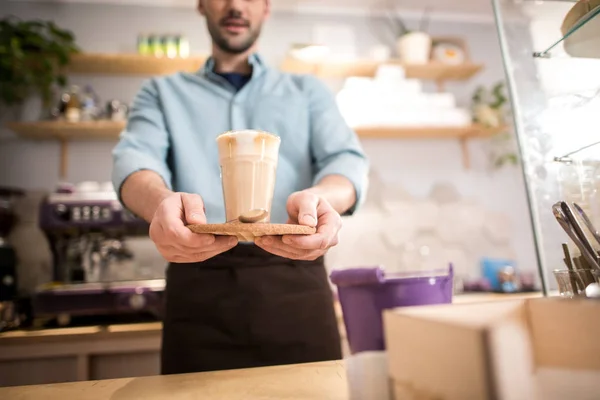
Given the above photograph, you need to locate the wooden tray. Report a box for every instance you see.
[187,222,316,241]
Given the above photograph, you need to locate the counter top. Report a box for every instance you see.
[0,292,544,344]
[0,360,347,400]
[0,322,162,345]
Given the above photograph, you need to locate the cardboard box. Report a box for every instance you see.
[383,298,600,400]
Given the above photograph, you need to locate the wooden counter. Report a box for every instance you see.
[0,292,545,387]
[0,360,347,400]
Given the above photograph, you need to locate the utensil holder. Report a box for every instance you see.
[553,269,597,297]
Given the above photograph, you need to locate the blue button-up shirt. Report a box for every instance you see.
[112,53,369,224]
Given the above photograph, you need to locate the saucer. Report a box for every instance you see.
[187,222,316,242]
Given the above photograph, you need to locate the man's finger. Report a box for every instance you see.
[159,219,216,248]
[255,236,310,258]
[176,232,218,249]
[294,193,319,227]
[181,193,207,225]
[167,236,237,263]
[182,234,236,251]
[283,211,339,250]
[255,241,313,260]
[190,238,238,262]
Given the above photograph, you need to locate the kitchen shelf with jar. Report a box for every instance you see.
[8,41,489,178]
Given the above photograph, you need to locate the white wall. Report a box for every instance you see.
[0,2,538,281]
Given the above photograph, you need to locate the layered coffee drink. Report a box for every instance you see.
[216,130,280,223]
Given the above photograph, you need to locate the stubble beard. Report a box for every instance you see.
[206,19,262,55]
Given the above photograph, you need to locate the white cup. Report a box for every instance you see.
[345,351,393,400]
[396,32,432,64]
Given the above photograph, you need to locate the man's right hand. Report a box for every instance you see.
[149,192,237,263]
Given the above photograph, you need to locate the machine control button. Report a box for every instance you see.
[55,204,69,221]
[82,206,91,220]
[129,293,146,310]
[2,275,14,287]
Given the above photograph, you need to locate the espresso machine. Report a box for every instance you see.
[33,182,166,326]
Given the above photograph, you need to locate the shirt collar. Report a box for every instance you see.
[200,53,267,80]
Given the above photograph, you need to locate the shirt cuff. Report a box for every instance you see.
[112,149,173,205]
[312,153,369,216]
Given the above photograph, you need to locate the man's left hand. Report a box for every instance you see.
[255,191,342,260]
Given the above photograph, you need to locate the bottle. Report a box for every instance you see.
[137,33,151,56]
[164,35,178,59]
[80,85,99,121]
[176,34,190,58]
[65,86,81,122]
[149,34,164,58]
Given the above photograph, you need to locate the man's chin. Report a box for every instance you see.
[217,40,255,55]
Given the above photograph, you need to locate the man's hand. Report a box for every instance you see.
[149,193,238,263]
[255,191,342,260]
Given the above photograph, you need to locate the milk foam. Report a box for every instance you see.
[216,130,280,161]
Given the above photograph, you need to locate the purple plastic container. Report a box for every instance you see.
[330,265,453,354]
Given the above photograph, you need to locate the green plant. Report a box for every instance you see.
[471,82,519,169]
[385,6,430,37]
[0,16,79,109]
[370,4,431,44]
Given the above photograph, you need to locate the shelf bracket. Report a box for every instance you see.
[460,137,470,169]
[435,80,446,93]
[59,139,69,180]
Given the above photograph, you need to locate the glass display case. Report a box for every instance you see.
[492,0,600,294]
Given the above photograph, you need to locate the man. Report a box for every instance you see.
[112,0,368,375]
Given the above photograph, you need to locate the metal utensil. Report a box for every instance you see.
[562,243,584,294]
[572,203,600,247]
[552,203,600,270]
[560,201,600,266]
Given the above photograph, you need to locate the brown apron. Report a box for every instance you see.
[160,243,342,375]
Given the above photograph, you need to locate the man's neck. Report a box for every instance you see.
[211,44,256,75]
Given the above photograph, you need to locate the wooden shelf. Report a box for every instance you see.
[6,120,125,141]
[62,53,482,82]
[7,121,505,173]
[354,125,503,139]
[7,121,501,141]
[354,124,507,169]
[5,120,126,179]
[280,57,483,81]
[66,53,208,75]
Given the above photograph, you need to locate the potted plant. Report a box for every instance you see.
[384,6,432,64]
[0,16,79,121]
[472,82,519,169]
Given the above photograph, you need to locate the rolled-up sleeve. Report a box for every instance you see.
[305,76,369,215]
[111,79,173,201]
